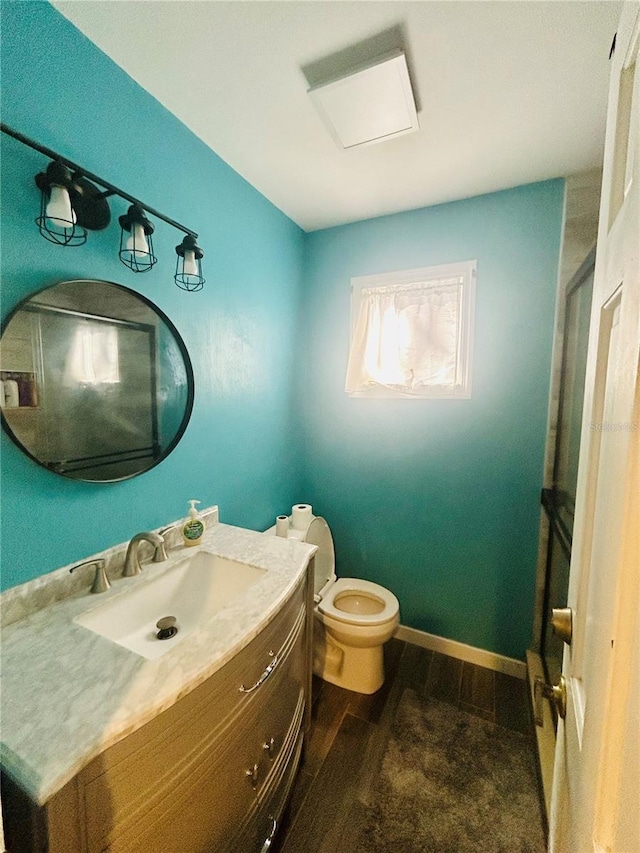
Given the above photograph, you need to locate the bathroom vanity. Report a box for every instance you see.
[1,516,316,852]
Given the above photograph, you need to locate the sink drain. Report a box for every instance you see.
[156,616,178,640]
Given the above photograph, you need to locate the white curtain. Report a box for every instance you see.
[345,276,462,394]
[65,323,120,386]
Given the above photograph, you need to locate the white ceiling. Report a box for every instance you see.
[53,1,621,232]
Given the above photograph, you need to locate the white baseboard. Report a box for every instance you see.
[395,624,527,680]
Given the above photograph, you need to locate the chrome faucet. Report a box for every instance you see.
[123,531,168,577]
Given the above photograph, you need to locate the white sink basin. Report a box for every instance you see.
[75,551,266,659]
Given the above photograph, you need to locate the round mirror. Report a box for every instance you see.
[0,279,194,482]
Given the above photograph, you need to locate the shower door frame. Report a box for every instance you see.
[527,248,596,823]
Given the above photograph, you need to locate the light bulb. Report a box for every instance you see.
[126,222,149,257]
[46,185,75,228]
[182,249,199,277]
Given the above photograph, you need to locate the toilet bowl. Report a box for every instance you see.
[284,513,399,695]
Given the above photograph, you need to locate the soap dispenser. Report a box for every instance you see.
[183,499,205,547]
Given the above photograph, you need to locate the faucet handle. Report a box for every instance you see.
[153,524,172,563]
[70,558,110,594]
[153,535,169,563]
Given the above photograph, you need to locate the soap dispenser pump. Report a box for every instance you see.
[183,499,204,547]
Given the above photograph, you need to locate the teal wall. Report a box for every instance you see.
[0,2,305,590]
[1,3,564,661]
[300,181,564,660]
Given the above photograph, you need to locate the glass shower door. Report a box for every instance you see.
[34,306,160,479]
[541,251,594,710]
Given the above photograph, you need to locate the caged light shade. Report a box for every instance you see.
[175,234,205,292]
[35,161,86,246]
[118,204,157,273]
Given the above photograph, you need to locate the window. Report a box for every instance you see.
[345,260,476,398]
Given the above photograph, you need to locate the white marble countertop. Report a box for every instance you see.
[0,520,316,806]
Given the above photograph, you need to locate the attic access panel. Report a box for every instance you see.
[308,50,419,150]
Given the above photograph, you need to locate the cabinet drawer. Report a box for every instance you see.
[86,605,307,852]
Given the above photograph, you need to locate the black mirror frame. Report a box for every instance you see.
[0,279,195,483]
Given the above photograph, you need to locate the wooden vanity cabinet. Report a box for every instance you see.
[3,568,313,853]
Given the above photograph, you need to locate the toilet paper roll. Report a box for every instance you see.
[291,504,312,531]
[4,379,19,408]
[275,515,289,538]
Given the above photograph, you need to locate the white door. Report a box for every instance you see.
[549,3,640,852]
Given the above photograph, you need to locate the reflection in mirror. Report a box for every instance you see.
[0,280,194,482]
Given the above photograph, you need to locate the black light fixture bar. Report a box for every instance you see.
[1,123,198,240]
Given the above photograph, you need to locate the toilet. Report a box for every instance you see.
[281,511,400,695]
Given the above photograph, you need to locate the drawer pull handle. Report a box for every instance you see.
[239,650,279,693]
[260,816,277,852]
[263,737,276,758]
[245,763,260,788]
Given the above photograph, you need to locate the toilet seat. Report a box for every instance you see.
[299,516,399,627]
[303,517,337,596]
[318,578,399,627]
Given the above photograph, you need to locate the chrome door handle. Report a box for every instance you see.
[534,675,567,725]
[239,651,280,693]
[260,816,277,852]
[551,607,573,645]
[245,763,260,789]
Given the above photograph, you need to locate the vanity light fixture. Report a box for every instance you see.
[2,123,205,291]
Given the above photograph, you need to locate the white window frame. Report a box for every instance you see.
[347,260,476,399]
